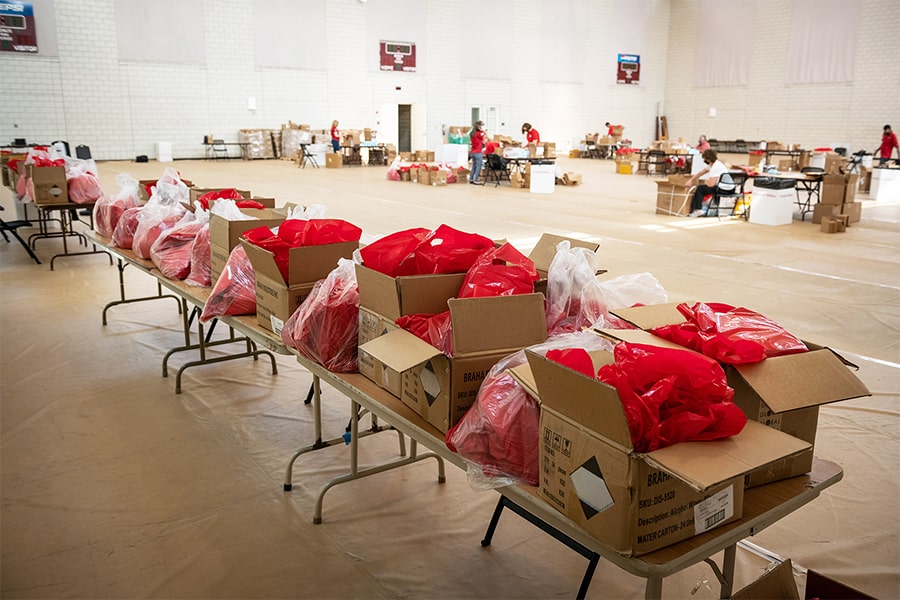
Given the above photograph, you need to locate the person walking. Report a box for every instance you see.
[876,124,899,165]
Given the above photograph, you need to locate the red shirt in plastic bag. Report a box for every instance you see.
[651,302,808,365]
[186,225,211,287]
[394,224,494,276]
[111,206,143,249]
[94,193,139,238]
[280,259,359,372]
[67,171,103,204]
[358,228,430,276]
[150,221,204,280]
[200,245,256,322]
[445,356,540,486]
[133,210,185,259]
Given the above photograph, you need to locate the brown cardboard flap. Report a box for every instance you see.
[733,349,870,413]
[610,303,689,329]
[359,328,440,372]
[448,294,547,355]
[240,239,281,283]
[528,233,600,275]
[526,350,633,451]
[355,264,465,321]
[286,241,358,284]
[644,420,811,492]
[731,558,800,600]
[507,363,539,401]
[594,328,690,351]
[208,209,283,251]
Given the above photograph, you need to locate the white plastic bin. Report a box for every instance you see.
[157,142,173,162]
[749,187,794,226]
[809,152,826,170]
[530,164,555,194]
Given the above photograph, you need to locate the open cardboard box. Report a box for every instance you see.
[355,263,467,322]
[240,238,358,334]
[208,203,283,284]
[188,187,252,203]
[606,303,870,487]
[358,293,547,433]
[525,349,811,556]
[731,558,876,600]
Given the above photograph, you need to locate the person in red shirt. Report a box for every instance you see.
[876,124,899,165]
[469,120,486,185]
[522,123,541,145]
[330,120,341,153]
[696,135,711,153]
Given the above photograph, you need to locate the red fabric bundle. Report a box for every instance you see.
[547,343,746,453]
[94,193,139,237]
[185,225,212,287]
[395,311,453,356]
[6,159,21,174]
[358,228,430,276]
[394,225,494,276]
[150,221,204,280]
[280,259,359,372]
[67,171,103,204]
[200,245,256,322]
[650,302,808,365]
[458,243,538,298]
[242,219,362,284]
[111,206,143,249]
[195,188,244,211]
[445,355,540,486]
[32,156,65,167]
[15,171,29,200]
[133,211,184,259]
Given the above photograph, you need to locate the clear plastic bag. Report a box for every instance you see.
[93,173,140,237]
[200,245,256,322]
[64,157,103,204]
[150,212,204,280]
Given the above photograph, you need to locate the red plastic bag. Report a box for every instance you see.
[280,259,359,372]
[358,228,430,276]
[241,226,291,282]
[459,242,538,298]
[446,351,540,486]
[394,225,494,276]
[111,206,143,249]
[597,342,745,452]
[186,224,212,287]
[150,218,204,280]
[94,174,139,237]
[651,302,808,365]
[544,347,596,377]
[200,245,256,322]
[67,170,103,204]
[133,208,185,259]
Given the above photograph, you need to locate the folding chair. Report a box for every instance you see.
[211,139,228,160]
[0,205,41,264]
[705,171,748,218]
[485,153,510,187]
[298,144,319,168]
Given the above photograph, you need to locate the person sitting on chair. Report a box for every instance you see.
[686,149,733,217]
[696,135,711,153]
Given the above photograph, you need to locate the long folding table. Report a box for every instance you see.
[85,231,844,600]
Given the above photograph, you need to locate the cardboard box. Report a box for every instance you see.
[608,304,870,487]
[812,202,840,224]
[510,172,526,188]
[527,233,601,280]
[821,174,847,205]
[358,305,399,347]
[655,175,695,216]
[27,165,68,205]
[823,153,843,174]
[417,166,431,185]
[804,569,876,599]
[561,172,582,186]
[732,559,799,600]
[241,239,358,334]
[325,153,343,169]
[841,201,861,223]
[616,163,633,175]
[430,170,447,186]
[525,349,810,556]
[843,173,859,203]
[355,264,466,322]
[820,216,846,233]
[359,293,547,432]
[208,208,285,284]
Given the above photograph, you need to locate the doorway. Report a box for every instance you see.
[398,104,411,153]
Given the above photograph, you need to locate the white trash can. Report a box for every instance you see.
[530,163,555,194]
[157,142,173,162]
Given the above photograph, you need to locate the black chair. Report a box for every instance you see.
[0,205,41,264]
[485,153,510,186]
[298,144,319,169]
[705,171,748,218]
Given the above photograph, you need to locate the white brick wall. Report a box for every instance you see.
[0,0,895,160]
[665,0,900,153]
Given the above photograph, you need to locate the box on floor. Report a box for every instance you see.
[608,303,870,487]
[518,348,809,556]
[731,558,876,600]
[655,174,695,216]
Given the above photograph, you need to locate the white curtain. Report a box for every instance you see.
[693,0,756,87]
[253,0,327,70]
[539,0,586,84]
[462,0,510,80]
[787,0,860,84]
